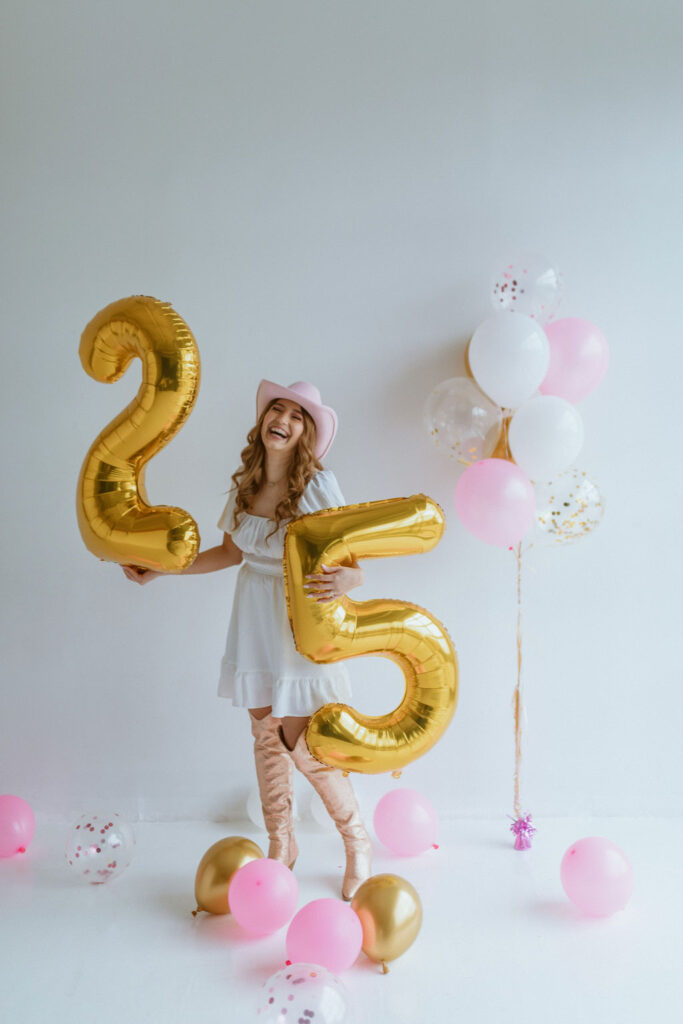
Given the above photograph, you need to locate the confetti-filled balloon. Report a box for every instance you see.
[65,813,135,884]
[534,469,605,546]
[491,253,564,324]
[256,964,351,1023]
[423,377,502,463]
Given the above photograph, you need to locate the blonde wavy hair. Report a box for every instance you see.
[230,400,322,538]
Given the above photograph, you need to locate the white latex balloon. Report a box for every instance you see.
[509,395,584,481]
[469,313,550,409]
[491,252,564,324]
[256,964,351,1023]
[247,788,298,830]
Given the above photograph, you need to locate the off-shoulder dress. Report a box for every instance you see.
[215,469,352,717]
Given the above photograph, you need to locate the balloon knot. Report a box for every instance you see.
[432,844,439,849]
[381,962,390,974]
[18,846,26,854]
[191,909,199,917]
[285,960,292,966]
[391,771,402,780]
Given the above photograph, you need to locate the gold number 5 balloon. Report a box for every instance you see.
[77,296,201,572]
[284,495,458,774]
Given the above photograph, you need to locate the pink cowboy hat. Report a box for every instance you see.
[256,379,338,460]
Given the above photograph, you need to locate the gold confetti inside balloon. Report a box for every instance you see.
[423,377,502,463]
[534,468,605,546]
[284,495,458,775]
[351,874,423,972]
[77,295,201,572]
[193,836,264,916]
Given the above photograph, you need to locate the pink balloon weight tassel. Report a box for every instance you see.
[560,837,634,916]
[510,814,536,851]
[0,795,36,858]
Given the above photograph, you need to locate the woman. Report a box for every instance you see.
[123,379,372,900]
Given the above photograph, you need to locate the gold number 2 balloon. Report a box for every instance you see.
[284,495,458,774]
[77,295,201,572]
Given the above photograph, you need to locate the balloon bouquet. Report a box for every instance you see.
[425,254,609,847]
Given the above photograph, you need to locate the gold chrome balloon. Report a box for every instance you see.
[192,836,263,916]
[351,873,423,972]
[284,495,458,774]
[77,295,201,572]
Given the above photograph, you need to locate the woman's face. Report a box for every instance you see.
[261,398,305,456]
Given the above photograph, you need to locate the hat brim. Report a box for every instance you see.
[256,380,338,460]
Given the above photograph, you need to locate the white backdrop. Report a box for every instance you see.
[1,0,681,824]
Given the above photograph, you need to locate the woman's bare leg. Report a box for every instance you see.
[281,715,310,751]
[249,705,272,720]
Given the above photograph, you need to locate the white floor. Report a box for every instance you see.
[1,817,681,1024]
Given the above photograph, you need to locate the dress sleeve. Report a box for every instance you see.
[217,488,238,533]
[301,470,346,513]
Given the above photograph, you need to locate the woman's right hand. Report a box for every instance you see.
[122,564,162,585]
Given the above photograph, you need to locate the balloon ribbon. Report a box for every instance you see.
[511,542,535,849]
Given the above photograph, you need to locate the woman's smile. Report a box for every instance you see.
[262,399,305,450]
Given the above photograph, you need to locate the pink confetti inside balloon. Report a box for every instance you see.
[560,837,634,916]
[228,857,298,935]
[373,788,439,856]
[256,963,350,1024]
[0,795,35,857]
[286,899,362,973]
[65,812,135,885]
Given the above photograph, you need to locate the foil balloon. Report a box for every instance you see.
[351,873,423,972]
[77,295,201,572]
[284,495,458,775]
[192,836,263,916]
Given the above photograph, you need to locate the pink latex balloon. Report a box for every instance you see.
[373,788,439,856]
[228,858,298,935]
[560,837,634,917]
[540,318,609,403]
[0,795,35,857]
[454,458,535,547]
[286,899,362,973]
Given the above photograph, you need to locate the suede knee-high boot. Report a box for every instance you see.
[249,713,298,868]
[281,727,372,900]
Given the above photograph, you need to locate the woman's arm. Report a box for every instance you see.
[122,533,243,585]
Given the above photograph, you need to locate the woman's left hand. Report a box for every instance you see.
[304,563,363,603]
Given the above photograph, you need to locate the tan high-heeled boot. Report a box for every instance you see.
[249,713,298,869]
[282,728,372,901]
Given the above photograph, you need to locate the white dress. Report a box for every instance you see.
[216,469,353,717]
